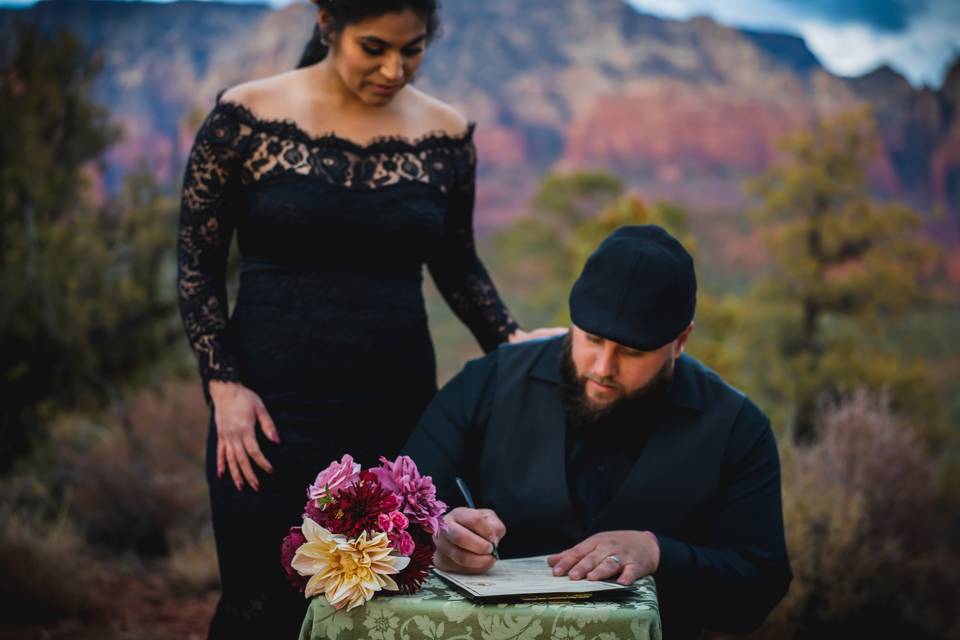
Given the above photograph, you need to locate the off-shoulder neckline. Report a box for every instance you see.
[214,95,477,154]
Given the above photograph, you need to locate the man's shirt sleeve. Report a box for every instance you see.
[653,399,793,634]
[401,351,499,509]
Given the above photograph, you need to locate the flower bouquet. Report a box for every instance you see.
[280,454,447,610]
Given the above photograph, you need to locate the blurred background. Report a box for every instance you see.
[1,0,958,638]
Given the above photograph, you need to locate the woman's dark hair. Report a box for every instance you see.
[297,0,441,68]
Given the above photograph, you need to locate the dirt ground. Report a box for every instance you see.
[0,571,218,640]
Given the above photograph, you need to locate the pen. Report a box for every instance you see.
[454,476,500,560]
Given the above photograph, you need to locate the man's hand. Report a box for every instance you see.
[435,507,506,574]
[547,530,659,585]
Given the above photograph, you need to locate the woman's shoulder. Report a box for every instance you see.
[404,87,472,138]
[218,71,303,116]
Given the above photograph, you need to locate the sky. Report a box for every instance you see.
[2,0,958,88]
[624,0,960,88]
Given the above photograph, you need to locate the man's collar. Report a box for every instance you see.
[529,336,565,384]
[528,337,703,412]
[666,353,703,412]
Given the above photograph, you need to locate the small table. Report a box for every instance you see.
[299,574,661,640]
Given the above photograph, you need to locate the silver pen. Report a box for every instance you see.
[454,476,500,559]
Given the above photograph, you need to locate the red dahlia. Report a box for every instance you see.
[324,471,402,538]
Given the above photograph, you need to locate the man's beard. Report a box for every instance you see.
[559,333,674,428]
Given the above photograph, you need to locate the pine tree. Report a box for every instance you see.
[1,27,180,470]
[745,108,939,443]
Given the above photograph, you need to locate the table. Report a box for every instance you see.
[299,574,661,640]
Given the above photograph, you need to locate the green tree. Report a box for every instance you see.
[744,108,940,444]
[1,27,180,470]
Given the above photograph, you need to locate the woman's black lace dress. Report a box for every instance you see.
[177,97,518,638]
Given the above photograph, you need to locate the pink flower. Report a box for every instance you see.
[377,510,409,534]
[395,530,416,556]
[370,456,448,535]
[308,454,361,500]
[390,511,409,531]
[385,529,416,556]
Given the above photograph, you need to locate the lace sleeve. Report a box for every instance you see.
[177,103,249,394]
[427,135,520,353]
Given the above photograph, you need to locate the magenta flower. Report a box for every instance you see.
[308,454,361,500]
[390,511,409,531]
[392,530,416,556]
[377,510,411,535]
[280,526,309,592]
[370,456,447,535]
[377,512,394,532]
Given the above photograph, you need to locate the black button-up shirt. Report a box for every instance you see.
[564,401,660,525]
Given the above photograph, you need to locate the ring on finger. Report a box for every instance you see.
[607,554,622,566]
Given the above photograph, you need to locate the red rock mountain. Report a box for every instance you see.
[3,0,958,234]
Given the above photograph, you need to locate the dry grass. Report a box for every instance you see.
[0,506,94,623]
[166,526,220,595]
[0,379,218,634]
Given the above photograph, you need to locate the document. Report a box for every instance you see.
[433,555,634,603]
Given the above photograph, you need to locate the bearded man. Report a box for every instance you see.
[402,225,792,639]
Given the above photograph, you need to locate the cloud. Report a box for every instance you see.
[626,0,960,87]
[800,11,960,86]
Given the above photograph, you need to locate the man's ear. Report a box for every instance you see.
[673,322,695,358]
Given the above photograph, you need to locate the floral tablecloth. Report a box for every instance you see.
[299,574,661,640]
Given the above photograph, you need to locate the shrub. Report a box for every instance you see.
[753,392,960,639]
[58,381,210,556]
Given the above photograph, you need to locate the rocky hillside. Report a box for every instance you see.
[3,0,958,232]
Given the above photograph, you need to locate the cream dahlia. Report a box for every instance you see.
[290,517,410,611]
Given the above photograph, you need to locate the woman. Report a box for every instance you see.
[177,0,555,636]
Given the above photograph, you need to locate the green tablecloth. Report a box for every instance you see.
[299,574,661,640]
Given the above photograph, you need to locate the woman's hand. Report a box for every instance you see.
[209,380,280,492]
[508,327,568,343]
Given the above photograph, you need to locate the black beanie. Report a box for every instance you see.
[569,225,696,350]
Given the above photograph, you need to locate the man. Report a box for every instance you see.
[403,225,792,638]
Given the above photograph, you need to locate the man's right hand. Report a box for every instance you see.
[435,507,506,574]
[209,380,280,492]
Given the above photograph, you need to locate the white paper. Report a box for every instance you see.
[433,555,633,600]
